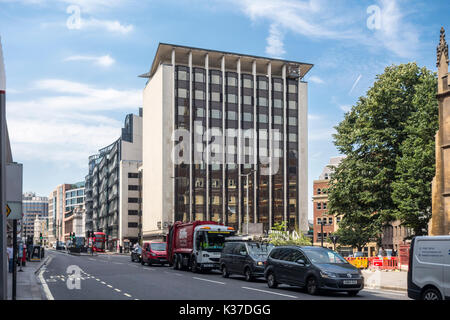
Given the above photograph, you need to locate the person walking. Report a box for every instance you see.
[7,242,13,273]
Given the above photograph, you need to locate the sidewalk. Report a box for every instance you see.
[6,256,49,300]
[362,269,407,292]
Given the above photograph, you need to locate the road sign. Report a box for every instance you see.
[6,202,22,220]
[5,204,10,217]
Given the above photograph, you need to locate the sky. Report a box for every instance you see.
[0,0,449,220]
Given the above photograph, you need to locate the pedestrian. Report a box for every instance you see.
[7,239,13,273]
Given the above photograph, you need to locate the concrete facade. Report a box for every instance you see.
[141,44,312,240]
[22,192,48,240]
[431,27,450,236]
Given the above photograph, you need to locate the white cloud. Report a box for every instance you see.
[265,23,286,58]
[6,79,141,165]
[80,18,134,34]
[228,0,420,58]
[308,76,324,84]
[65,54,115,67]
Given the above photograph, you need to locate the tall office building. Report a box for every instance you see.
[63,181,85,240]
[22,192,48,240]
[85,110,142,251]
[141,44,312,240]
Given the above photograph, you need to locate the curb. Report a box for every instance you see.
[34,256,51,275]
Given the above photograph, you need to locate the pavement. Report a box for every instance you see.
[6,255,50,300]
[38,250,410,300]
[362,269,407,292]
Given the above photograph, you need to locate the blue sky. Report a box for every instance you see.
[0,0,449,219]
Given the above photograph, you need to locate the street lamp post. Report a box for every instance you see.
[240,170,255,235]
[321,220,324,248]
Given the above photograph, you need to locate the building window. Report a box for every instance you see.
[128,222,138,228]
[317,188,321,194]
[336,217,341,224]
[128,210,138,216]
[196,108,205,117]
[243,78,253,88]
[211,74,221,85]
[288,84,297,93]
[195,72,205,83]
[211,109,222,119]
[258,114,268,123]
[128,197,139,203]
[227,111,237,121]
[258,97,268,107]
[328,217,333,224]
[227,77,237,87]
[211,92,221,102]
[317,218,322,225]
[274,115,282,125]
[128,185,139,191]
[323,202,327,209]
[289,133,297,142]
[273,99,282,108]
[195,90,205,100]
[178,70,188,81]
[288,117,297,126]
[178,88,188,98]
[273,82,282,92]
[227,94,237,104]
[243,95,252,105]
[128,173,139,178]
[288,100,297,110]
[243,112,253,122]
[317,202,322,210]
[258,80,268,90]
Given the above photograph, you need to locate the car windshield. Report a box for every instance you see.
[247,243,273,256]
[303,248,348,264]
[150,243,166,251]
[202,232,229,252]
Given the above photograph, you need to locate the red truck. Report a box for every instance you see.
[166,221,235,272]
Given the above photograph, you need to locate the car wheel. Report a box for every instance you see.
[221,265,229,278]
[347,290,359,297]
[306,277,319,295]
[422,287,442,300]
[191,257,198,273]
[173,255,179,270]
[177,254,183,270]
[267,272,278,288]
[244,268,253,282]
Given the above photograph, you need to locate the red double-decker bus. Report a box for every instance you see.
[88,232,106,252]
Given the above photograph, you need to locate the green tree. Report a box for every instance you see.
[333,217,379,252]
[328,63,438,243]
[392,72,438,235]
[268,222,311,246]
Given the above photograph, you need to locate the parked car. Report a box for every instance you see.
[264,246,364,296]
[407,236,450,300]
[141,242,168,266]
[220,241,273,281]
[131,245,143,263]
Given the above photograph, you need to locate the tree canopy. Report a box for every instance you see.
[328,63,438,247]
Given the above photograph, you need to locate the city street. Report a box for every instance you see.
[39,250,410,300]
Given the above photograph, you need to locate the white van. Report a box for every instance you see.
[408,236,450,300]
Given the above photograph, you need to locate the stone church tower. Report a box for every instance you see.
[430,27,450,236]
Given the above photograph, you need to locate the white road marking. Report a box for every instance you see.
[101,281,106,284]
[96,278,100,281]
[107,285,113,288]
[241,287,299,299]
[193,277,226,285]
[38,267,54,300]
[114,288,121,292]
[124,293,132,297]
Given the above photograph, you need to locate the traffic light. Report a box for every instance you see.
[39,232,43,240]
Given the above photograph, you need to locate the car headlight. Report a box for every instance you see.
[320,271,337,279]
[257,261,264,266]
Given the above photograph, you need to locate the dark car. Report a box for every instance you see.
[220,241,273,281]
[131,245,142,263]
[264,246,364,296]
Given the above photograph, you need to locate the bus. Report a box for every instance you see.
[88,232,106,253]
